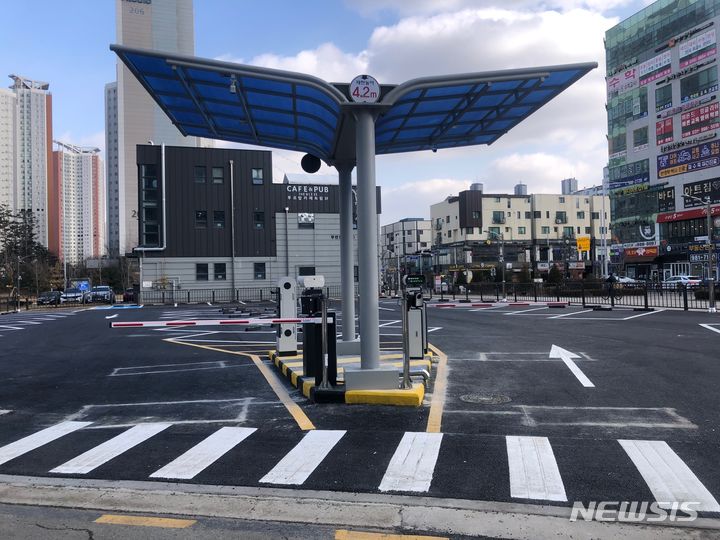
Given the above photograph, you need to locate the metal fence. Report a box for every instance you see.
[431,281,716,311]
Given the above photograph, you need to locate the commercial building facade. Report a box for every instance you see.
[380,218,432,289]
[135,145,380,292]
[430,188,609,280]
[605,0,720,281]
[52,143,106,264]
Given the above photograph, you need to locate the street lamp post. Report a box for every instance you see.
[685,193,716,313]
[485,230,506,300]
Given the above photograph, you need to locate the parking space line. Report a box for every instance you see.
[506,435,567,501]
[506,307,549,315]
[51,423,172,474]
[700,323,720,335]
[548,309,593,319]
[260,430,345,485]
[151,426,257,479]
[622,309,665,320]
[379,432,443,492]
[426,343,448,433]
[619,439,720,512]
[0,421,92,466]
[95,514,196,529]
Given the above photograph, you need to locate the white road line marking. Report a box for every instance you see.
[700,323,720,335]
[259,430,345,485]
[622,309,665,320]
[0,326,24,331]
[0,421,92,466]
[506,436,567,501]
[619,439,720,512]
[0,410,10,415]
[379,432,443,493]
[150,426,256,479]
[549,309,594,319]
[506,307,549,315]
[105,314,118,319]
[379,320,401,327]
[50,423,172,474]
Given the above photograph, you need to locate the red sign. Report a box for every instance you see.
[656,205,720,223]
[681,101,720,138]
[624,246,659,258]
[656,118,674,145]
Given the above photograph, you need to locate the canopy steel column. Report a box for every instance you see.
[338,163,356,341]
[354,109,380,370]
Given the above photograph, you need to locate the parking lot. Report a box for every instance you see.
[0,300,719,520]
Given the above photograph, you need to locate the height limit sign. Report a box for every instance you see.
[349,74,380,103]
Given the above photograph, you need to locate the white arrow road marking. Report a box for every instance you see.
[549,345,595,388]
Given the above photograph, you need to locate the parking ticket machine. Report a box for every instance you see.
[403,274,428,359]
[276,277,297,356]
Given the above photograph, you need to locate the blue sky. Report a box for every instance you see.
[0,0,654,224]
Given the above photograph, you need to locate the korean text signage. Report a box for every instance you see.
[682,178,720,207]
[606,68,638,96]
[608,158,649,190]
[349,75,380,103]
[638,51,672,86]
[657,141,720,178]
[624,246,658,258]
[656,118,674,145]
[689,240,720,263]
[576,236,591,251]
[658,186,676,213]
[680,28,717,69]
[681,101,719,138]
[285,185,330,202]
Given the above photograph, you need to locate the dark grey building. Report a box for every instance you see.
[134,145,380,291]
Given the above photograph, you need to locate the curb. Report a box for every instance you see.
[0,475,717,540]
[270,351,431,406]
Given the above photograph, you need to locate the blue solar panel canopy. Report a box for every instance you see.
[111,45,596,164]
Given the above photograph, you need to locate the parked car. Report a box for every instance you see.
[123,288,137,303]
[616,276,638,284]
[661,275,701,290]
[37,291,61,306]
[60,288,86,303]
[90,285,115,304]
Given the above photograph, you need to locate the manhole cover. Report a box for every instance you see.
[459,393,511,404]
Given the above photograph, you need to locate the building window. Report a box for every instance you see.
[546,211,550,218]
[655,84,673,112]
[196,263,208,281]
[447,230,452,238]
[254,263,266,280]
[420,242,427,247]
[525,211,532,219]
[214,263,226,280]
[585,227,592,234]
[559,197,565,203]
[253,212,264,229]
[541,226,550,234]
[534,211,541,219]
[213,210,225,228]
[633,126,648,148]
[445,215,450,223]
[298,266,315,276]
[563,226,574,237]
[407,243,412,248]
[465,227,473,234]
[555,211,567,224]
[489,226,500,236]
[492,211,504,224]
[140,164,159,246]
[681,66,718,102]
[591,212,600,219]
[472,211,480,219]
[195,210,207,228]
[494,197,500,203]
[354,265,359,282]
[251,168,264,185]
[577,211,585,219]
[518,226,526,235]
[194,166,206,183]
[211,166,224,184]
[298,212,314,229]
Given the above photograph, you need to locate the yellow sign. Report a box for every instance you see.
[576,236,591,251]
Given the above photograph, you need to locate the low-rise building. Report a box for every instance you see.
[430,186,609,281]
[380,218,432,289]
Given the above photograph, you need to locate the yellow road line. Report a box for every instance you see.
[165,338,315,431]
[426,342,448,433]
[94,514,196,528]
[335,529,447,540]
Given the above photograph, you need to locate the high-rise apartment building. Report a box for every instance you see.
[52,142,105,264]
[0,88,16,210]
[605,0,720,281]
[110,0,196,257]
[105,82,120,256]
[561,178,578,195]
[3,75,53,247]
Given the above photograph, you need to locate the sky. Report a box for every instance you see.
[0,0,656,225]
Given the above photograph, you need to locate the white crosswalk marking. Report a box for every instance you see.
[50,423,172,475]
[506,436,567,501]
[0,421,92,466]
[619,439,720,512]
[379,432,443,492]
[150,426,257,479]
[259,430,345,485]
